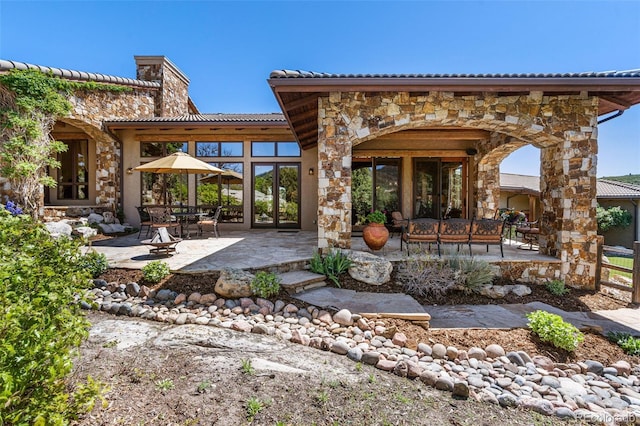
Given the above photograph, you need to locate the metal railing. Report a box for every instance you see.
[596,236,640,304]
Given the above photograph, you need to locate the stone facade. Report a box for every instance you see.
[1,56,190,218]
[317,90,599,288]
[135,56,190,117]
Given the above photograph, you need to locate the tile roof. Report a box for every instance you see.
[270,69,640,79]
[500,173,540,194]
[501,174,640,199]
[105,113,286,123]
[597,179,640,199]
[0,59,160,89]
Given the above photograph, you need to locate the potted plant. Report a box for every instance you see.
[362,210,389,251]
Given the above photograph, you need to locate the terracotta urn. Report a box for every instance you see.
[362,222,389,251]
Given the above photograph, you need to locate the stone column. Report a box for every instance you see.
[474,133,519,219]
[317,94,352,250]
[540,135,598,289]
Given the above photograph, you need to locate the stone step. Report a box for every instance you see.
[278,270,327,294]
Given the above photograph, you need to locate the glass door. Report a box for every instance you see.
[252,163,300,228]
[414,159,465,219]
[414,160,439,218]
[352,158,401,226]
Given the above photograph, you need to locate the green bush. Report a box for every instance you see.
[527,310,584,352]
[142,260,170,283]
[309,249,352,287]
[0,209,103,424]
[545,279,569,296]
[250,271,281,298]
[607,331,640,355]
[77,250,109,278]
[596,205,632,232]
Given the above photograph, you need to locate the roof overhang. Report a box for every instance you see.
[269,72,640,149]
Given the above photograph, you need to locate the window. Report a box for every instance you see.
[195,142,243,157]
[57,140,89,200]
[196,162,244,223]
[141,142,187,157]
[251,141,300,157]
[140,141,188,206]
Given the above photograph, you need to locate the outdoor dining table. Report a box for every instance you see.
[171,210,207,238]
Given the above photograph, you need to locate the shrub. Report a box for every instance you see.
[142,260,170,283]
[77,250,109,278]
[0,208,103,424]
[527,310,584,352]
[309,249,352,287]
[250,271,281,298]
[365,210,386,224]
[607,332,640,355]
[597,205,632,232]
[399,257,457,301]
[545,279,569,296]
[449,256,494,292]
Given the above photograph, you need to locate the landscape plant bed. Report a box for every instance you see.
[96,268,639,366]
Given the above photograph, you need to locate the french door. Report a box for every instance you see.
[252,163,300,228]
[414,159,465,219]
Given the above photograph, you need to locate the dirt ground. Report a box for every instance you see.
[72,312,587,426]
[73,268,638,425]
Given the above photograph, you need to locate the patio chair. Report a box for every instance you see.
[197,205,223,238]
[136,206,152,238]
[438,218,472,256]
[401,218,439,254]
[147,206,180,237]
[515,220,540,250]
[390,211,408,237]
[470,218,504,257]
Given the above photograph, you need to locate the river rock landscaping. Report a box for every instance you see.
[85,269,640,424]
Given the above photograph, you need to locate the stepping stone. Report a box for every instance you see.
[293,287,426,314]
[278,270,327,294]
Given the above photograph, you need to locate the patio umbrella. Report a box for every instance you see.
[134,151,224,174]
[134,152,224,205]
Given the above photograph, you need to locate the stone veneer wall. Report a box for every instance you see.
[317,90,599,288]
[2,56,191,217]
[135,56,190,117]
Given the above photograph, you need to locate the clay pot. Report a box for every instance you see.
[362,222,389,251]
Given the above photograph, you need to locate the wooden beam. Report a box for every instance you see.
[376,129,489,141]
[297,127,318,141]
[599,95,632,110]
[291,109,319,124]
[353,149,469,157]
[284,94,319,111]
[295,121,318,134]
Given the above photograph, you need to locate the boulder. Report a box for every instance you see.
[99,223,127,234]
[347,251,392,285]
[45,221,73,238]
[214,268,255,298]
[74,226,98,240]
[87,213,105,224]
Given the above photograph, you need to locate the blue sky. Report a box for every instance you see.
[1,0,638,177]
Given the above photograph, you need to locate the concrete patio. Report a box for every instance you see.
[90,229,558,273]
